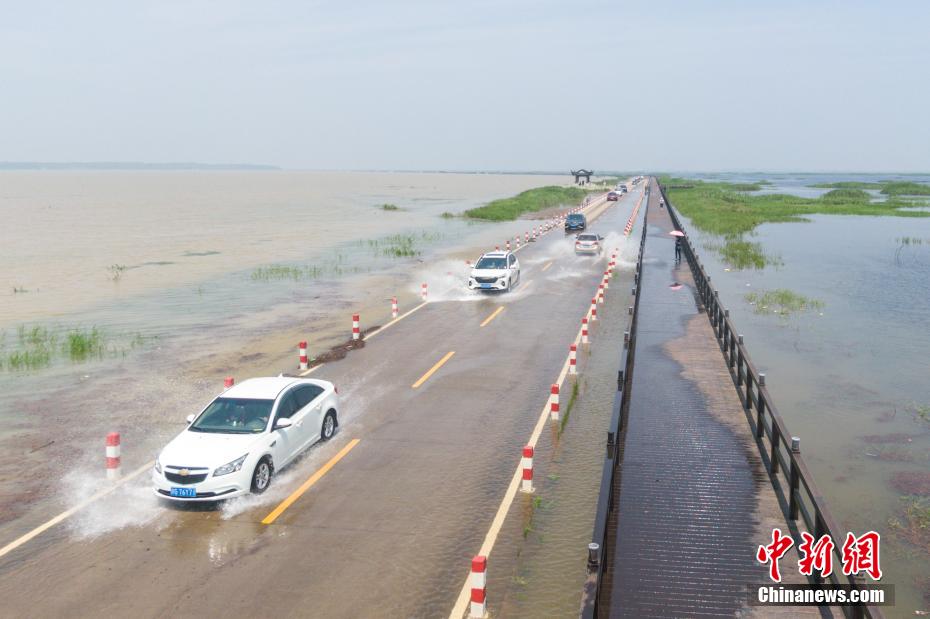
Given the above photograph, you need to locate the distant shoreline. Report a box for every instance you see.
[0,162,280,171]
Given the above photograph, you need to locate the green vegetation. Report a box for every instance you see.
[559,380,580,434]
[744,289,824,316]
[251,265,310,281]
[822,188,871,202]
[439,211,455,219]
[889,497,930,555]
[66,327,106,361]
[464,186,587,221]
[810,181,885,190]
[810,180,930,196]
[12,285,27,293]
[0,324,151,371]
[661,176,930,270]
[881,181,930,196]
[379,203,401,211]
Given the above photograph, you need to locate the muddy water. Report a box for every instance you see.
[681,212,930,617]
[0,170,567,542]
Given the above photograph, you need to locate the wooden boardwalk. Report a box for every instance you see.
[598,181,824,618]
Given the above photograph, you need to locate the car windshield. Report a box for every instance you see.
[567,215,584,222]
[578,234,597,241]
[189,398,273,434]
[475,257,507,269]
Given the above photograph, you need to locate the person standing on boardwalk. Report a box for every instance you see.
[675,237,682,262]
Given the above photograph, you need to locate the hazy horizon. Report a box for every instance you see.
[3,1,929,172]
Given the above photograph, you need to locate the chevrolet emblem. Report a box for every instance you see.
[179,469,189,476]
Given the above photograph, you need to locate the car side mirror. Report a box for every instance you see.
[186,414,195,424]
[274,417,293,430]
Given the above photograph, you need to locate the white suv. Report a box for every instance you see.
[468,251,520,292]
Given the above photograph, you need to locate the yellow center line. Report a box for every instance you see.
[479,306,504,327]
[541,261,553,272]
[262,438,361,525]
[411,351,455,389]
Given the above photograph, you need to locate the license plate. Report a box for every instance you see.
[170,487,197,498]
[480,284,493,289]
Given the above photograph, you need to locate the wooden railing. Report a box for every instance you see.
[579,184,650,618]
[658,182,884,619]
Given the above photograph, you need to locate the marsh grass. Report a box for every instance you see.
[12,285,27,293]
[559,381,580,434]
[2,324,150,371]
[440,211,455,219]
[882,181,930,196]
[66,327,106,361]
[888,497,930,555]
[464,186,587,221]
[810,181,885,190]
[744,289,824,316]
[379,203,401,211]
[662,176,930,270]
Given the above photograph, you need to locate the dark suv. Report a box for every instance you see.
[565,213,587,232]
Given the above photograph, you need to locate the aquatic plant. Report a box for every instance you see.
[65,327,106,361]
[12,285,27,293]
[379,203,401,211]
[881,181,930,196]
[559,380,580,434]
[888,497,930,555]
[440,211,455,219]
[809,181,885,190]
[744,289,823,316]
[107,264,128,281]
[822,188,871,202]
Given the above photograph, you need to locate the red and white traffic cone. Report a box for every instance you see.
[298,341,309,370]
[391,296,398,319]
[582,317,589,344]
[590,298,598,321]
[515,235,520,249]
[506,239,511,251]
[352,314,360,341]
[550,384,560,420]
[569,344,577,374]
[598,284,605,304]
[470,556,487,618]
[524,232,529,244]
[521,445,534,493]
[421,282,428,301]
[603,271,610,290]
[106,432,121,480]
[224,376,235,389]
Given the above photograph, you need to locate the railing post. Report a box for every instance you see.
[769,411,780,475]
[736,336,744,385]
[788,437,801,520]
[756,390,766,440]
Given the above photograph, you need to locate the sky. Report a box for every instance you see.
[1,0,929,172]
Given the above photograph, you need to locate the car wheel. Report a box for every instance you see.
[506,278,512,292]
[321,410,337,441]
[251,457,273,494]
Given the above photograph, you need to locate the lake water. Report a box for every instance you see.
[674,173,930,616]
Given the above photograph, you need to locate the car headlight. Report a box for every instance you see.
[154,455,162,474]
[213,454,248,477]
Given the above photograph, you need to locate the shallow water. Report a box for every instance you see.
[679,210,930,616]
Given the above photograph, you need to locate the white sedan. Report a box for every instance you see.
[153,377,338,501]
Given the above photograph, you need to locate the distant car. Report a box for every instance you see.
[607,192,619,201]
[153,377,339,501]
[565,213,587,232]
[620,184,628,193]
[468,251,520,292]
[575,233,603,255]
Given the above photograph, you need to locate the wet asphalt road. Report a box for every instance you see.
[0,186,644,618]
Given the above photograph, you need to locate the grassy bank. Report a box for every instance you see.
[745,289,824,316]
[661,176,930,269]
[464,186,587,221]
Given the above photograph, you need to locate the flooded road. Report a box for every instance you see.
[0,179,641,617]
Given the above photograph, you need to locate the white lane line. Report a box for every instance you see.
[0,461,154,559]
